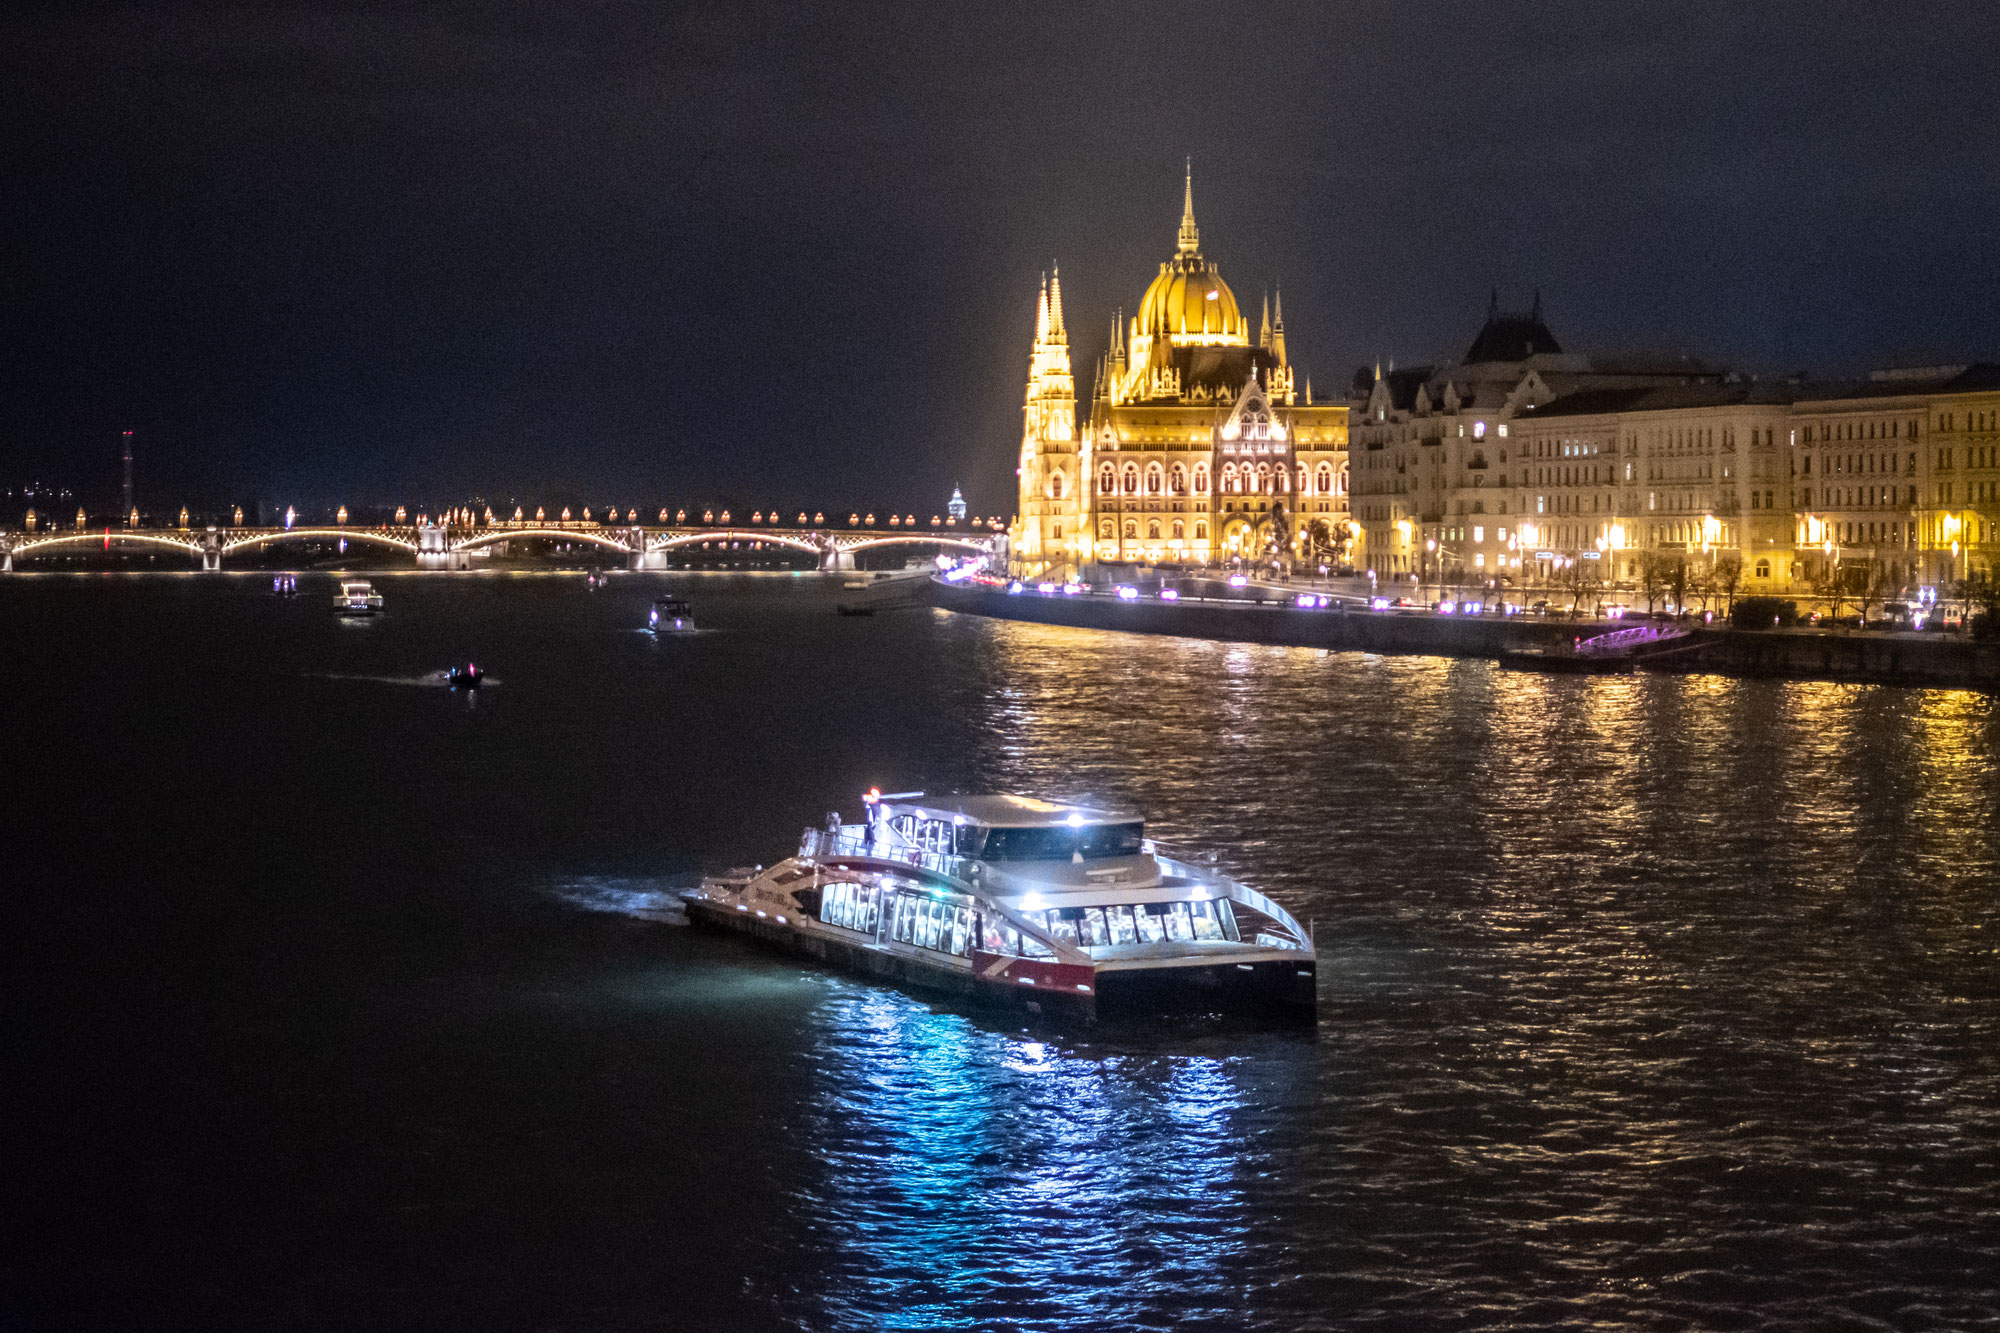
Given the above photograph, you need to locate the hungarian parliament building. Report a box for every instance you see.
[1014,171,2000,594]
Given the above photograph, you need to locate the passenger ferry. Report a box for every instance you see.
[333,579,383,615]
[681,792,1317,1022]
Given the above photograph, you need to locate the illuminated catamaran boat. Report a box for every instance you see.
[681,793,1317,1022]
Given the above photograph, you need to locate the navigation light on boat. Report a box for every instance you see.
[1066,813,1084,826]
[864,787,881,804]
[1159,589,1180,601]
[1116,586,1138,600]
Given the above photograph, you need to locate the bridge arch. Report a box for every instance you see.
[834,535,993,556]
[451,527,633,554]
[648,529,825,557]
[10,532,202,559]
[223,528,418,555]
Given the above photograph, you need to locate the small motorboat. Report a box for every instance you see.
[272,575,299,597]
[586,568,610,590]
[648,597,695,633]
[333,579,383,615]
[446,662,485,689]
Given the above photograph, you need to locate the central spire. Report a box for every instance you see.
[1177,158,1200,255]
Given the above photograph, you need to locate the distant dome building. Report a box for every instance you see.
[1015,165,1353,575]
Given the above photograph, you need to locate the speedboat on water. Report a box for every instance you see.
[272,574,299,597]
[648,597,694,633]
[333,580,383,615]
[446,662,484,689]
[681,792,1317,1023]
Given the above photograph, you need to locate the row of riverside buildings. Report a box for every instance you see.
[1013,169,2000,595]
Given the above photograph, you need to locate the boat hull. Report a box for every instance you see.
[683,894,1317,1025]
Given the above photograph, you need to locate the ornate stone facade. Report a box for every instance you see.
[1014,169,1350,576]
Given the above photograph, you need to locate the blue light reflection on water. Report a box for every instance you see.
[774,980,1299,1332]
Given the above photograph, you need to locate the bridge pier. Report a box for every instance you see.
[820,545,856,571]
[415,521,467,569]
[2,548,11,573]
[200,527,222,571]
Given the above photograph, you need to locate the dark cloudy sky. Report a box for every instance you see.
[5,1,1998,516]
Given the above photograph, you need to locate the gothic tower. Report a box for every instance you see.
[1017,267,1081,573]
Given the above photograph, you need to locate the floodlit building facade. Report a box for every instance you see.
[1014,169,1351,576]
[1347,297,1723,582]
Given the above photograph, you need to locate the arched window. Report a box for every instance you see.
[1316,465,1332,497]
[1194,521,1209,540]
[1122,520,1138,539]
[1221,463,1238,494]
[1098,464,1115,496]
[1755,559,1771,579]
[1048,471,1065,500]
[1146,463,1164,495]
[1052,521,1062,540]
[1193,463,1210,494]
[1274,466,1289,494]
[1122,466,1140,496]
[1297,464,1310,494]
[1098,519,1113,540]
[1171,519,1185,539]
[1147,519,1161,539]
[1245,467,1260,494]
[1169,463,1187,495]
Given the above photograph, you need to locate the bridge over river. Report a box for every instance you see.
[0,520,1005,572]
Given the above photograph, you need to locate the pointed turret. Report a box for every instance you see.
[1176,158,1200,254]
[1048,263,1067,339]
[1259,290,1271,349]
[1271,284,1288,366]
[1034,272,1050,344]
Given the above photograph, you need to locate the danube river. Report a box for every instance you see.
[5,573,1997,1330]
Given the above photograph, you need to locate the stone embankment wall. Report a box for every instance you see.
[929,582,2000,690]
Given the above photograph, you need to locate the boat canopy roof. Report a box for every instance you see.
[877,794,1140,830]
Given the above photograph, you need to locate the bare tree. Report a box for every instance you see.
[1666,556,1689,620]
[1714,554,1743,613]
[1637,551,1667,614]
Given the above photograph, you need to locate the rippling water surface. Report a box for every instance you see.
[5,573,1997,1330]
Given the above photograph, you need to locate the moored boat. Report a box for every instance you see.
[681,792,1317,1023]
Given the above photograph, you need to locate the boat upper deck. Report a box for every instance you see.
[873,793,1139,829]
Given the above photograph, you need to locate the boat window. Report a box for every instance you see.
[1188,899,1226,942]
[1133,906,1166,944]
[1161,902,1193,942]
[977,822,1145,862]
[1048,912,1080,945]
[819,881,847,927]
[1078,907,1110,947]
[949,906,971,956]
[1107,905,1138,946]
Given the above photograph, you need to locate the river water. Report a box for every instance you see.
[4,572,1997,1330]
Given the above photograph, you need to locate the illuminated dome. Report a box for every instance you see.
[1132,167,1247,348]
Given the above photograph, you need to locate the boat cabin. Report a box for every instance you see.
[866,794,1144,863]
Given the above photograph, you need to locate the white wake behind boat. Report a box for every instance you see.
[681,792,1317,1023]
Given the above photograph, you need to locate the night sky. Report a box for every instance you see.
[5,1,1998,517]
